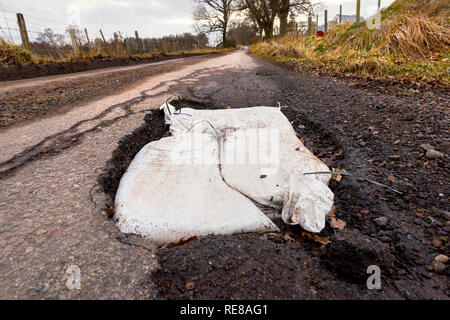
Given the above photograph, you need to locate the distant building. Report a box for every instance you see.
[335,14,361,24]
[318,15,364,32]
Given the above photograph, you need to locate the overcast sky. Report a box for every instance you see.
[1,0,396,43]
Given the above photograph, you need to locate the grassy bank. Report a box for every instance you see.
[250,0,449,84]
[0,37,234,68]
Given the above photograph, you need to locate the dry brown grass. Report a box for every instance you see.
[0,36,235,67]
[381,15,449,59]
[0,38,36,66]
[250,0,449,83]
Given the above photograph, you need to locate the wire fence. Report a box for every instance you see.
[0,10,209,60]
[270,0,385,37]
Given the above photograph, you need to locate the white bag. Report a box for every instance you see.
[115,104,334,244]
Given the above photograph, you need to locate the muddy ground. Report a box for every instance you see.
[0,51,228,82]
[0,50,448,299]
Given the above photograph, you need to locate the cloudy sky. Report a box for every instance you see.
[1,0,395,43]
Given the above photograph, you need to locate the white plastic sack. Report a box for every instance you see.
[281,174,334,232]
[161,104,334,232]
[115,130,279,245]
[115,103,334,244]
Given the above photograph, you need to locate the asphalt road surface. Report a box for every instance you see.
[0,48,448,299]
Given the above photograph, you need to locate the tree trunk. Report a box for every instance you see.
[223,6,228,46]
[264,23,274,39]
[279,11,289,36]
[223,28,227,45]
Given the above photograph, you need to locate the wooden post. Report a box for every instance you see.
[113,32,119,55]
[378,0,381,11]
[308,16,313,35]
[339,5,342,23]
[124,38,131,55]
[142,39,147,53]
[178,38,184,52]
[135,31,143,54]
[324,10,328,34]
[69,29,80,55]
[84,28,91,52]
[99,29,108,51]
[316,14,319,33]
[356,0,361,23]
[160,39,165,53]
[16,13,31,50]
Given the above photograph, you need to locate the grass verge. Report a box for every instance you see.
[0,37,235,68]
[250,0,449,85]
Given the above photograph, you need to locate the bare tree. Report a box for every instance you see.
[36,28,66,47]
[193,0,238,45]
[240,0,279,39]
[227,19,258,45]
[239,0,314,38]
[278,0,314,36]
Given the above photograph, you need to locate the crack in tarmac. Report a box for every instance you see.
[0,66,236,180]
[0,104,147,179]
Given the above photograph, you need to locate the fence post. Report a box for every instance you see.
[315,14,319,34]
[124,38,131,55]
[113,32,119,55]
[324,10,328,34]
[69,29,80,55]
[161,39,166,54]
[378,0,381,11]
[339,5,342,23]
[16,13,31,50]
[99,29,108,51]
[308,16,313,35]
[178,38,184,52]
[84,28,92,52]
[356,0,361,23]
[135,31,143,54]
[142,39,147,53]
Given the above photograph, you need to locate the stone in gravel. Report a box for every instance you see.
[330,218,346,230]
[421,270,432,279]
[420,143,434,151]
[185,282,195,291]
[425,149,443,159]
[374,217,388,227]
[434,254,448,264]
[324,229,394,280]
[432,239,442,248]
[443,211,450,220]
[432,262,446,274]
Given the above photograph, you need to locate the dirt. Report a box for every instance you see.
[0,50,448,299]
[0,51,226,82]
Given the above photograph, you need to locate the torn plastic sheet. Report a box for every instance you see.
[114,103,334,244]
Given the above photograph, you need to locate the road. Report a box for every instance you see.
[0,48,448,299]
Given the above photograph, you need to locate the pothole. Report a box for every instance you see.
[97,97,344,242]
[96,98,417,299]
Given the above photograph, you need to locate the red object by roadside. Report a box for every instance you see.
[316,31,324,38]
